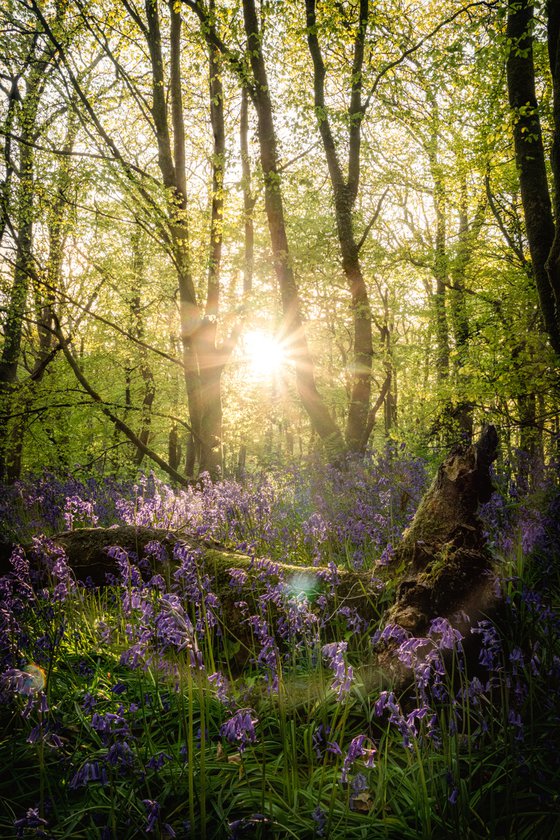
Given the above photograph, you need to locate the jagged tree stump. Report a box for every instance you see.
[385,425,499,637]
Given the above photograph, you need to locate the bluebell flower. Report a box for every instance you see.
[429,617,463,650]
[378,543,395,566]
[372,622,409,647]
[322,641,353,700]
[312,724,330,759]
[228,568,248,590]
[146,751,172,771]
[14,807,47,838]
[106,740,134,769]
[220,709,258,753]
[69,760,108,789]
[143,799,160,833]
[326,740,342,756]
[311,806,326,836]
[341,735,376,783]
[208,671,230,704]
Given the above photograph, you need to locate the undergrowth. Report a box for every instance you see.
[1,455,559,838]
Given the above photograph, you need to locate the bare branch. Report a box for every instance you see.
[363,1,498,110]
[53,315,190,486]
[357,187,389,253]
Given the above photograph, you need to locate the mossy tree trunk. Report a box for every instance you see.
[385,425,499,636]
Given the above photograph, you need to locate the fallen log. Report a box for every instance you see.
[1,525,387,639]
[1,428,500,687]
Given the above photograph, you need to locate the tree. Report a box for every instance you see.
[506,0,560,353]
[305,0,375,451]
[240,0,346,457]
[0,1,69,479]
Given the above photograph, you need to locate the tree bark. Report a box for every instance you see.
[145,0,200,442]
[384,425,499,637]
[448,183,480,442]
[2,109,79,482]
[506,0,560,352]
[197,10,227,477]
[242,0,345,458]
[0,40,52,481]
[144,0,233,477]
[544,0,560,322]
[240,88,255,296]
[115,227,158,467]
[305,0,374,452]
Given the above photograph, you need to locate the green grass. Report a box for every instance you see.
[1,531,560,839]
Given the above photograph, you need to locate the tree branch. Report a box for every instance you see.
[52,315,190,486]
[357,187,389,253]
[363,1,498,110]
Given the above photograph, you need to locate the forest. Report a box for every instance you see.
[0,0,559,837]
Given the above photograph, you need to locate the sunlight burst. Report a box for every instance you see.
[243,330,287,378]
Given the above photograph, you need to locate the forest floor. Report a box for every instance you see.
[0,452,559,839]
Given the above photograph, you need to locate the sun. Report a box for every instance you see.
[243,329,287,378]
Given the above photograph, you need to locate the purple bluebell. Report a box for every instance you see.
[372,622,410,647]
[69,760,108,789]
[208,671,230,704]
[63,495,98,530]
[350,772,369,809]
[106,740,134,769]
[228,568,249,591]
[220,709,258,753]
[341,734,376,783]
[472,620,503,671]
[14,808,48,838]
[322,641,354,700]
[143,799,160,833]
[146,751,172,771]
[311,806,326,836]
[429,617,463,650]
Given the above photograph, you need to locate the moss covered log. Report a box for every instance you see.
[2,525,389,645]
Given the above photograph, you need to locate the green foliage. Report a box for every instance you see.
[0,0,557,478]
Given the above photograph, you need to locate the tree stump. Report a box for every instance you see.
[383,424,499,638]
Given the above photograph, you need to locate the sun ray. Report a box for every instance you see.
[243,330,287,378]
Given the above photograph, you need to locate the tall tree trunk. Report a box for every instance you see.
[146,0,200,467]
[377,287,397,436]
[544,0,560,326]
[506,0,560,353]
[0,75,18,248]
[517,390,544,493]
[3,108,78,481]
[305,0,373,452]
[168,423,182,471]
[242,0,345,459]
[240,88,254,296]
[426,96,450,388]
[197,13,227,476]
[129,228,156,466]
[0,52,46,481]
[145,0,228,476]
[448,182,483,442]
